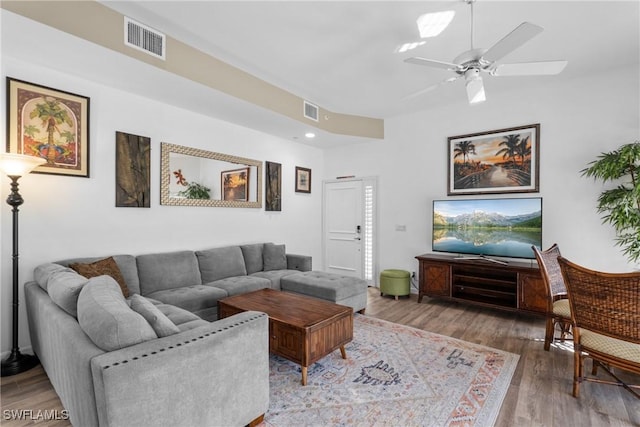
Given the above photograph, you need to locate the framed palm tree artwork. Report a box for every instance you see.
[447,124,540,195]
[7,78,90,177]
[222,167,250,201]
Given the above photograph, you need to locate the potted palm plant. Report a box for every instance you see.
[581,141,640,263]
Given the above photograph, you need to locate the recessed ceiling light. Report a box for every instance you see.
[416,10,455,38]
[305,132,316,139]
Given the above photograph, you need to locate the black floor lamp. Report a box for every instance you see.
[1,152,45,377]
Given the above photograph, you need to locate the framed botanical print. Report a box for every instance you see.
[448,124,540,195]
[7,78,90,177]
[295,166,311,193]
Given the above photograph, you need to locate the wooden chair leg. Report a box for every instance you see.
[544,317,554,351]
[559,321,571,342]
[573,348,582,398]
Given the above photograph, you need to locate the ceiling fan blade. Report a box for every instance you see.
[482,22,544,63]
[492,60,568,76]
[466,76,486,104]
[403,76,460,100]
[404,56,462,71]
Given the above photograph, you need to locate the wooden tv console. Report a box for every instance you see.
[415,253,547,315]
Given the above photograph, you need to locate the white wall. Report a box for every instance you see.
[1,9,638,357]
[324,65,640,277]
[0,57,324,354]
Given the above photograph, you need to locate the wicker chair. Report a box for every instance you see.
[532,244,572,351]
[558,256,640,398]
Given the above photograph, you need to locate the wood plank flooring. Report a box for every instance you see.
[1,287,639,426]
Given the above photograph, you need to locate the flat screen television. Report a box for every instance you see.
[432,197,542,261]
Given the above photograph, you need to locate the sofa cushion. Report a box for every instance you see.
[205,276,271,296]
[250,270,301,290]
[263,243,286,271]
[34,263,75,292]
[176,319,211,332]
[241,243,265,275]
[137,251,201,294]
[147,285,228,314]
[129,294,180,338]
[77,276,157,351]
[45,267,89,317]
[154,302,205,326]
[56,255,140,295]
[281,271,368,301]
[196,246,247,282]
[149,300,209,331]
[70,257,129,297]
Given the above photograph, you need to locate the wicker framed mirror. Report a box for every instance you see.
[160,142,262,208]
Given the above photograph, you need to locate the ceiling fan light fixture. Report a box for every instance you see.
[416,10,455,38]
[465,76,486,104]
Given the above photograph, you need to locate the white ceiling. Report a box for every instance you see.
[100,0,639,120]
[5,1,637,147]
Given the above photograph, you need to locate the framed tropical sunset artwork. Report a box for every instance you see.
[222,167,249,201]
[7,78,90,177]
[447,124,540,195]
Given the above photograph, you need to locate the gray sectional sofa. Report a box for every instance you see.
[24,242,368,427]
[24,243,308,427]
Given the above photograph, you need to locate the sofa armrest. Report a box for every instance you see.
[90,311,269,427]
[287,253,312,271]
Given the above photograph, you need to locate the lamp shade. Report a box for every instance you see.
[0,153,46,177]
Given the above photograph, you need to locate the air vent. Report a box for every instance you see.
[303,101,319,122]
[124,17,166,60]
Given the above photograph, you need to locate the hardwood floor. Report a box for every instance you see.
[1,287,638,426]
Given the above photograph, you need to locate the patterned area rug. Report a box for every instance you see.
[261,314,518,427]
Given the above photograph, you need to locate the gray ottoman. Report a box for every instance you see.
[280,271,368,314]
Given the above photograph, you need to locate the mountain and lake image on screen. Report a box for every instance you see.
[432,198,542,260]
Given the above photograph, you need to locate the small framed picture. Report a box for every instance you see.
[448,123,540,195]
[222,167,250,201]
[295,166,311,193]
[7,77,90,177]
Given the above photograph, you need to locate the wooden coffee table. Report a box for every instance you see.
[218,288,353,385]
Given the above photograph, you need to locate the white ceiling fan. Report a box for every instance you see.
[404,0,568,104]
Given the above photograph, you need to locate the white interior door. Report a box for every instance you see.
[323,180,363,278]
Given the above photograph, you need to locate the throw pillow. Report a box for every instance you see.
[129,294,180,338]
[77,276,157,351]
[263,243,287,271]
[70,257,130,297]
